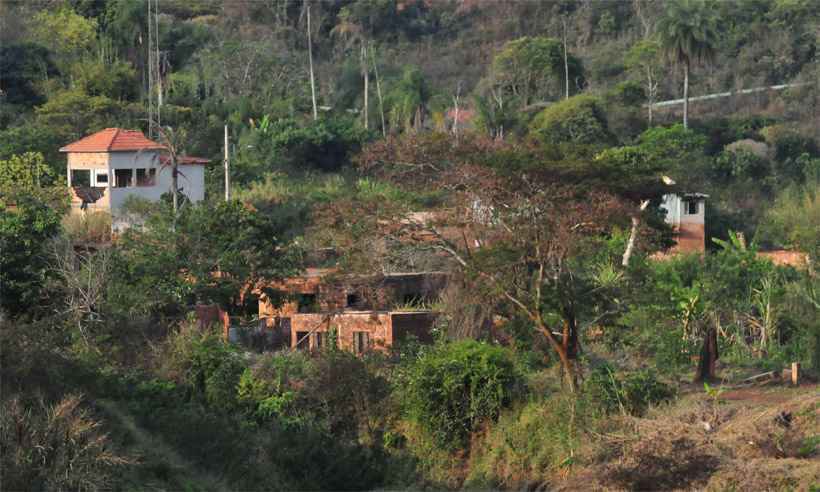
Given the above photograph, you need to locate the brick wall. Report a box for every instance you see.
[672,222,706,254]
[289,312,393,352]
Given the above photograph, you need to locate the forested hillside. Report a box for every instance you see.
[1,1,819,490]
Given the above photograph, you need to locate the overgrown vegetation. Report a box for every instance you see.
[2,0,819,490]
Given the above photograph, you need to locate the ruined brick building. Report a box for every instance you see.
[254,269,447,353]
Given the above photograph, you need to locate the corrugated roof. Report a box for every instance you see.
[59,128,166,153]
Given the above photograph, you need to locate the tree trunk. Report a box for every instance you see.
[224,125,230,201]
[563,18,570,100]
[533,320,577,392]
[683,60,689,129]
[557,345,577,392]
[622,200,649,267]
[362,45,369,130]
[647,67,654,126]
[172,163,178,218]
[371,45,386,137]
[307,1,318,121]
[452,83,461,138]
[694,326,719,382]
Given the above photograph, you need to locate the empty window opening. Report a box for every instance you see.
[70,169,91,187]
[136,168,156,187]
[296,294,317,313]
[313,332,328,350]
[346,292,361,308]
[296,331,310,350]
[684,200,698,215]
[94,171,108,186]
[114,169,133,188]
[403,293,425,305]
[353,331,369,354]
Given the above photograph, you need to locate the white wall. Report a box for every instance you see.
[661,194,705,227]
[106,151,206,227]
[177,164,204,202]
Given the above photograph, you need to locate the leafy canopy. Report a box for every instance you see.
[529,95,612,146]
[657,0,719,66]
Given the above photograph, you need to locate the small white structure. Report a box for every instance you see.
[660,193,708,253]
[60,128,209,229]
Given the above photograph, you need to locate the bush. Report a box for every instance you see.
[62,211,112,243]
[0,394,132,490]
[584,365,674,417]
[465,396,587,488]
[235,116,372,183]
[400,340,521,447]
[529,95,613,146]
[161,324,245,411]
[236,351,312,425]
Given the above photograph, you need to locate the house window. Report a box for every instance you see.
[114,169,133,188]
[313,332,328,350]
[684,200,699,215]
[295,331,310,350]
[136,168,156,187]
[346,292,361,308]
[353,331,369,354]
[94,171,108,186]
[70,169,91,187]
[296,294,317,313]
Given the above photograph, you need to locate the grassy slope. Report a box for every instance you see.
[96,399,230,492]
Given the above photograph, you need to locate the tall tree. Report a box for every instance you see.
[306,0,318,121]
[351,135,630,391]
[332,9,370,128]
[625,39,663,126]
[657,0,719,129]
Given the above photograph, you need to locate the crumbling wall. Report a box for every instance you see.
[390,311,437,343]
[672,222,706,254]
[193,303,230,339]
[289,312,393,352]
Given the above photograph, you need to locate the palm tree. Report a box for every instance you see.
[331,10,370,129]
[657,0,719,128]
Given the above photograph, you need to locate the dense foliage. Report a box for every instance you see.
[400,340,520,447]
[2,0,819,490]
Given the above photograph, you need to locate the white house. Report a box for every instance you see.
[660,193,708,253]
[60,128,209,229]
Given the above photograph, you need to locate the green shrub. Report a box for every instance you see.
[529,95,613,146]
[236,351,311,425]
[465,396,586,488]
[235,116,372,183]
[161,324,244,410]
[400,340,521,448]
[584,365,674,416]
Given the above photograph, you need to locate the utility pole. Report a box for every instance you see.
[224,125,230,201]
[307,1,318,121]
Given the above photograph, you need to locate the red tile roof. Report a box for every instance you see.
[59,128,166,153]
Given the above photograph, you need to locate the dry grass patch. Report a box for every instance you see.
[564,385,819,491]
